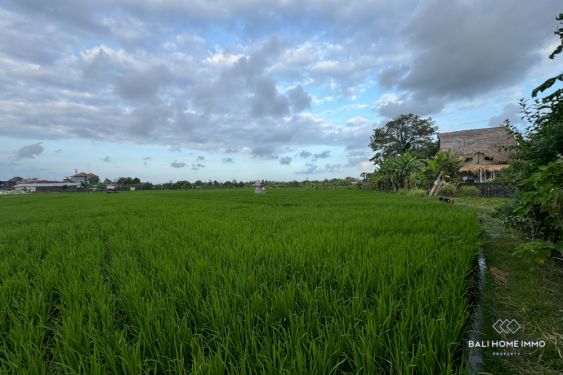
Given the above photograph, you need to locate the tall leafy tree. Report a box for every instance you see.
[369,113,438,163]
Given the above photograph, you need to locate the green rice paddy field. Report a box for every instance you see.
[0,189,480,374]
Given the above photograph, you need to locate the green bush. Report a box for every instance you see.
[437,183,457,197]
[406,189,427,197]
[511,158,563,242]
[512,240,562,264]
[459,185,480,197]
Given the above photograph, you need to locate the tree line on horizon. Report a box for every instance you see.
[99,177,363,191]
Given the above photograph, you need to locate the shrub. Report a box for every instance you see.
[437,183,457,197]
[406,189,427,197]
[510,158,563,242]
[459,185,480,197]
[512,240,562,264]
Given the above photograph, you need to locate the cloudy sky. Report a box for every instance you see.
[0,0,560,182]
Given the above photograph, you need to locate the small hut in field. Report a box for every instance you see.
[438,126,516,183]
[254,180,266,194]
[106,183,118,193]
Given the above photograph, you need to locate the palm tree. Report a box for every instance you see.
[372,153,425,191]
[426,150,464,182]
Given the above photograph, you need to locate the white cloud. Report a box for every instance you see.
[373,93,401,110]
[346,116,369,127]
[205,52,243,67]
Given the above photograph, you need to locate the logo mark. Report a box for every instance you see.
[493,319,522,334]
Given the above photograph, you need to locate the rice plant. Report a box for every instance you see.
[0,189,480,373]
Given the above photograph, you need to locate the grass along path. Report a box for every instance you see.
[455,196,563,374]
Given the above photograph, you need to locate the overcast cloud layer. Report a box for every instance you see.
[0,0,560,180]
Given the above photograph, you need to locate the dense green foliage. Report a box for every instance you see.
[458,186,480,197]
[369,113,438,163]
[370,149,464,193]
[501,158,563,243]
[369,153,425,191]
[437,183,458,197]
[0,190,480,374]
[499,14,563,249]
[425,150,464,183]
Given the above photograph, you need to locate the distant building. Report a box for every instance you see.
[255,180,267,194]
[438,126,516,183]
[1,177,24,188]
[69,170,99,184]
[106,183,118,193]
[14,180,81,192]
